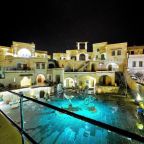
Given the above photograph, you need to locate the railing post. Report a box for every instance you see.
[19,92,25,144]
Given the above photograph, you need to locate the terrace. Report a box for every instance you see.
[0,87,144,144]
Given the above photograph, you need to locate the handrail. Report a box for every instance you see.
[0,87,144,143]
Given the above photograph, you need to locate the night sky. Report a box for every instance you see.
[0,1,144,54]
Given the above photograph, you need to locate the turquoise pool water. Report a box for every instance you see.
[1,94,144,144]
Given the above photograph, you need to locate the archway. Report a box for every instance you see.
[79,53,85,61]
[91,63,96,72]
[17,48,31,58]
[107,63,119,71]
[21,77,31,87]
[48,63,55,68]
[64,77,75,88]
[79,76,96,89]
[99,75,112,86]
[36,74,45,84]
[108,65,112,71]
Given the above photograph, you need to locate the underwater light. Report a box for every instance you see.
[136,93,142,101]
[136,122,143,130]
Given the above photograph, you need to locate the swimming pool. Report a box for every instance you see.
[1,94,144,144]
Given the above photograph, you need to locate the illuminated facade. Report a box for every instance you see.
[1,41,144,94]
[127,45,144,73]
[0,41,51,87]
[53,42,127,93]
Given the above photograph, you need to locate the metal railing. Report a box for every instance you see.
[0,87,144,143]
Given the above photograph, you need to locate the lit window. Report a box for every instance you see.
[112,51,115,56]
[117,50,121,55]
[132,61,136,67]
[139,61,143,67]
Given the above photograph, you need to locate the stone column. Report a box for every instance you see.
[85,42,88,50]
[77,42,80,50]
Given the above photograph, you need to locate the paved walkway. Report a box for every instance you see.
[0,112,22,144]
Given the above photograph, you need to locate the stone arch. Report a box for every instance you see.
[79,53,85,61]
[79,76,96,89]
[48,63,55,68]
[108,65,112,71]
[36,74,45,84]
[48,61,56,68]
[99,75,112,86]
[64,77,75,88]
[21,77,31,87]
[107,63,119,71]
[91,63,96,72]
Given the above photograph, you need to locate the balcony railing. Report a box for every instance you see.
[5,67,33,71]
[0,87,144,143]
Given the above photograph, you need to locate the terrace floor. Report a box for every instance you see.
[0,110,22,144]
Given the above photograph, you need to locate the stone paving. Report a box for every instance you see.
[0,94,144,144]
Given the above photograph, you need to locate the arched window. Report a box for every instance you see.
[108,65,112,71]
[79,54,85,61]
[17,48,31,58]
[71,56,76,60]
[101,54,105,60]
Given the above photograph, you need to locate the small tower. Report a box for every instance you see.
[77,42,88,50]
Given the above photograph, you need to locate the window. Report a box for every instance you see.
[117,50,121,55]
[139,61,143,67]
[132,61,136,67]
[17,63,22,69]
[36,63,40,69]
[112,51,115,56]
[71,56,76,60]
[101,54,105,60]
[131,51,134,55]
[42,63,45,69]
[56,75,60,83]
[49,75,52,81]
[97,49,99,52]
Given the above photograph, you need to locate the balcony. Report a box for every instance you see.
[5,67,33,72]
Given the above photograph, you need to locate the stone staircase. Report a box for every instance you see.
[77,61,90,72]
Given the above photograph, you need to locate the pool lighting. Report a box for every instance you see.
[136,93,142,101]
